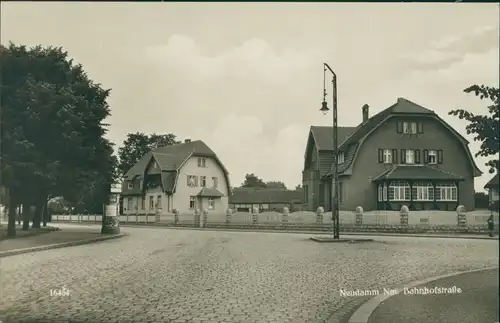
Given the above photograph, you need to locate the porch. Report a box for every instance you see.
[373,165,464,211]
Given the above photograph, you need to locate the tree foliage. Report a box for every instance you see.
[1,43,117,234]
[266,181,287,190]
[117,132,180,175]
[241,173,268,188]
[449,85,499,173]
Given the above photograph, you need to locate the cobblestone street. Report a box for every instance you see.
[1,224,498,323]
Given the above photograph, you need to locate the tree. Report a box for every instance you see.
[118,133,180,175]
[266,181,287,190]
[1,43,116,236]
[295,184,302,190]
[449,85,499,173]
[241,173,267,188]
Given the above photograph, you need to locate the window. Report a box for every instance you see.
[428,150,437,164]
[337,152,345,164]
[383,149,392,164]
[149,196,154,209]
[157,195,162,209]
[412,182,434,201]
[436,183,458,201]
[208,197,215,210]
[378,183,388,202]
[187,175,197,187]
[197,157,206,167]
[200,176,207,187]
[127,181,133,189]
[388,181,410,201]
[212,177,218,188]
[410,122,417,134]
[405,149,415,164]
[127,198,132,210]
[189,196,196,209]
[401,121,418,134]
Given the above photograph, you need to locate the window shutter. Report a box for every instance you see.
[415,149,421,164]
[401,149,406,164]
[392,149,398,164]
[417,122,424,134]
[396,121,403,133]
[423,149,429,164]
[437,150,443,164]
[378,149,384,163]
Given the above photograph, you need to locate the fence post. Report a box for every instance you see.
[252,206,259,225]
[194,209,201,227]
[316,206,324,224]
[226,208,233,226]
[457,205,467,227]
[282,207,289,225]
[202,209,208,228]
[400,205,409,226]
[174,209,179,225]
[355,206,363,226]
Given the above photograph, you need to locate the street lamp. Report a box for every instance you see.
[321,63,340,239]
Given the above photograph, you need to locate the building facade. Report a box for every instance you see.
[302,98,482,212]
[229,188,304,212]
[484,173,499,211]
[121,140,231,214]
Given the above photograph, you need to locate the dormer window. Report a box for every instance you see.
[127,181,133,189]
[197,157,206,167]
[337,152,345,164]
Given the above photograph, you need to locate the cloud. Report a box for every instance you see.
[399,25,499,72]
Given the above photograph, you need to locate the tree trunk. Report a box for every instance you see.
[7,201,17,238]
[32,200,43,228]
[42,200,49,227]
[22,204,30,230]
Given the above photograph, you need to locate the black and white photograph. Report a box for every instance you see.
[0,2,499,323]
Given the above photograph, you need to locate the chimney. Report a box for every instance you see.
[362,104,369,123]
[184,139,191,143]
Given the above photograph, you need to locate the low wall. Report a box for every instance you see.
[51,210,500,234]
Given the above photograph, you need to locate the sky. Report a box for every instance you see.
[1,3,499,192]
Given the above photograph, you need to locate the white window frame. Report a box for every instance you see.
[378,183,388,201]
[187,175,197,187]
[198,157,206,167]
[127,197,132,210]
[189,196,196,209]
[410,122,417,134]
[200,176,207,187]
[428,150,437,164]
[403,122,409,134]
[405,150,415,164]
[208,197,215,210]
[413,183,434,201]
[212,177,218,188]
[436,183,458,201]
[156,195,162,209]
[383,149,392,164]
[337,152,345,164]
[389,181,410,201]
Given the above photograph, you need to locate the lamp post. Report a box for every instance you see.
[321,63,340,240]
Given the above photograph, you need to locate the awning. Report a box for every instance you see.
[372,165,464,181]
[197,187,224,197]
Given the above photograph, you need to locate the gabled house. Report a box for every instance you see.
[484,173,499,210]
[229,188,304,212]
[121,139,231,214]
[302,98,482,212]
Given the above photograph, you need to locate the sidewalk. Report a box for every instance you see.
[0,226,125,257]
[365,268,499,323]
[51,221,500,240]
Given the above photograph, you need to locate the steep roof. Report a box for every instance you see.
[484,173,499,189]
[229,188,303,204]
[315,97,481,177]
[310,126,358,151]
[122,140,231,195]
[372,165,464,181]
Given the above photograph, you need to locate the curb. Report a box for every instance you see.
[346,266,500,323]
[49,222,499,240]
[0,233,126,258]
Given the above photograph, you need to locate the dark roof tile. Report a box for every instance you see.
[372,165,464,181]
[484,173,499,189]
